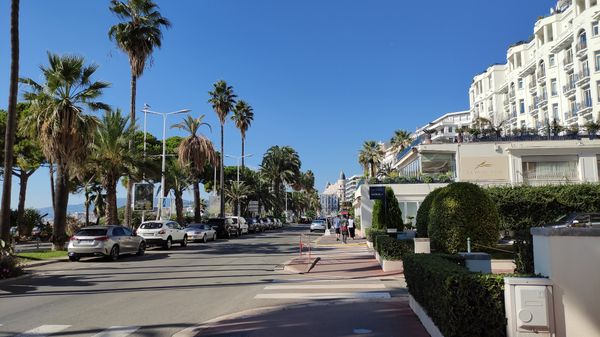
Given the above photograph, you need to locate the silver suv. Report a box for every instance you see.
[136,220,188,249]
[67,226,146,262]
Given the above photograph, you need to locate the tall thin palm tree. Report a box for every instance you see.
[21,53,109,250]
[109,0,170,228]
[225,181,251,216]
[260,146,301,215]
[172,115,217,222]
[231,100,254,169]
[0,0,20,243]
[90,109,142,225]
[208,80,237,217]
[358,141,383,178]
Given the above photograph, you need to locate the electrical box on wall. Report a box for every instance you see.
[505,277,555,337]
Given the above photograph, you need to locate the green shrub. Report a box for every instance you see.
[486,184,600,274]
[429,182,500,254]
[365,228,386,242]
[375,236,413,260]
[415,188,443,238]
[403,254,506,337]
[1,239,24,280]
[372,187,404,230]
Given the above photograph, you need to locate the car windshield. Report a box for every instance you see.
[312,220,325,225]
[186,225,204,230]
[553,214,570,223]
[140,222,163,229]
[207,219,223,226]
[75,229,107,237]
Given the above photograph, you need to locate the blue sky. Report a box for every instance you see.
[0,0,553,209]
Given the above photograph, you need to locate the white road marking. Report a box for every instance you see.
[264,284,385,290]
[254,292,391,300]
[15,325,71,337]
[90,326,140,337]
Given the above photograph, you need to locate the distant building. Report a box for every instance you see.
[320,171,365,216]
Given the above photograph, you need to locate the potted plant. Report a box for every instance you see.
[584,120,600,139]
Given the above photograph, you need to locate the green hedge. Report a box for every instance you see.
[403,254,506,337]
[415,188,443,238]
[365,228,387,242]
[486,184,600,274]
[375,235,413,260]
[429,182,500,254]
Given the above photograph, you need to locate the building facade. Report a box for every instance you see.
[470,0,600,132]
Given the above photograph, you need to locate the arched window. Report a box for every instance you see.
[578,30,587,51]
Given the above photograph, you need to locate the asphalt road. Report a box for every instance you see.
[0,225,311,337]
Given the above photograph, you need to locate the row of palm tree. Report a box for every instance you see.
[357,128,412,179]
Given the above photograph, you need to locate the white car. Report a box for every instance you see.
[227,216,248,235]
[184,223,217,243]
[310,219,326,232]
[136,220,188,249]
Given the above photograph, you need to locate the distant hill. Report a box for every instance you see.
[38,198,192,219]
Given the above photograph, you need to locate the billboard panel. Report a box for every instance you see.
[133,183,154,211]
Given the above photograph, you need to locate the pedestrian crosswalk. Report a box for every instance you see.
[254,277,393,300]
[5,325,141,337]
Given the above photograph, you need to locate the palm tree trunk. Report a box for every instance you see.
[16,170,29,237]
[193,179,201,222]
[84,198,90,227]
[124,71,137,228]
[105,177,118,225]
[0,0,19,243]
[174,188,184,225]
[220,124,225,217]
[241,136,245,170]
[53,164,69,250]
[49,161,56,210]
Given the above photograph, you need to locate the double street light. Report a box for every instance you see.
[225,154,253,216]
[142,104,191,220]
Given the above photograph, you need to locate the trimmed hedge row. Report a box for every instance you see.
[404,254,506,337]
[374,235,413,260]
[365,228,387,242]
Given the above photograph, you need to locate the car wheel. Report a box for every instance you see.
[136,242,146,256]
[203,234,207,243]
[109,245,119,261]
[69,255,80,262]
[164,237,173,250]
[310,229,313,232]
[213,233,217,241]
[181,235,188,247]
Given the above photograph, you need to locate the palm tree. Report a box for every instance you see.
[109,0,171,228]
[90,109,143,225]
[172,115,217,222]
[164,159,191,225]
[21,53,109,250]
[390,129,412,154]
[225,181,251,216]
[358,141,383,178]
[208,80,237,217]
[231,100,254,169]
[260,146,301,215]
[0,0,20,243]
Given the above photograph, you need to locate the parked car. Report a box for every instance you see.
[67,225,146,262]
[262,217,274,230]
[207,218,239,239]
[245,217,261,233]
[184,223,217,243]
[268,217,282,229]
[258,218,269,231]
[543,212,600,229]
[136,220,188,249]
[310,219,326,232]
[227,216,248,235]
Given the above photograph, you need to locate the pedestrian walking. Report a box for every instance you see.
[333,215,341,241]
[341,221,349,244]
[348,217,355,239]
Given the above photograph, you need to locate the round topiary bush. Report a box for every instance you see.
[415,188,443,238]
[428,182,500,254]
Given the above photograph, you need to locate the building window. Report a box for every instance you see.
[519,99,525,114]
[518,78,523,89]
[593,21,599,36]
[522,160,578,183]
[584,87,592,107]
[595,51,600,72]
[551,78,558,96]
[597,81,600,102]
[549,54,556,67]
[421,153,456,175]
[552,103,559,120]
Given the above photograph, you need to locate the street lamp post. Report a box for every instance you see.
[225,153,253,216]
[142,105,190,220]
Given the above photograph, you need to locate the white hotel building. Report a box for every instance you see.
[470,0,600,131]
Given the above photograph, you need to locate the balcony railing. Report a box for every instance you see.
[563,80,576,95]
[509,90,516,100]
[564,54,574,67]
[577,68,590,85]
[528,80,537,91]
[576,98,593,112]
[538,69,546,80]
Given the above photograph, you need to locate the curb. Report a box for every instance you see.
[21,258,68,268]
[0,272,33,285]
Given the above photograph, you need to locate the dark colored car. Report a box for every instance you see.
[543,212,600,229]
[207,218,239,239]
[245,217,262,233]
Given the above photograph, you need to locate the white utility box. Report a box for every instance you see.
[505,277,555,337]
